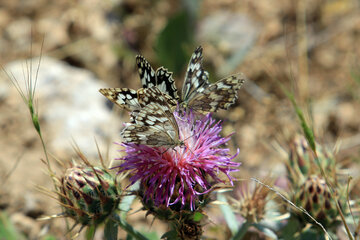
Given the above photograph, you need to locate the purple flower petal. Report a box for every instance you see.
[114,110,241,209]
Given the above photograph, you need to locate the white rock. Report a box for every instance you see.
[4,57,122,158]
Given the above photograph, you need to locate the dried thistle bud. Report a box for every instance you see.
[231,181,275,224]
[176,217,203,240]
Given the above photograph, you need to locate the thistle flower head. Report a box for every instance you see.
[59,165,120,226]
[294,175,340,227]
[39,147,121,234]
[286,134,348,231]
[115,110,240,212]
[287,134,337,185]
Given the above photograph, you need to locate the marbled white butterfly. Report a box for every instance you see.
[99,46,246,116]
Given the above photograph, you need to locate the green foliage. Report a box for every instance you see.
[231,221,278,240]
[299,229,327,240]
[283,86,316,152]
[111,214,148,240]
[140,231,159,240]
[350,67,360,85]
[279,217,301,239]
[161,229,179,240]
[193,212,204,222]
[104,217,118,240]
[85,225,96,240]
[0,212,24,240]
[280,80,355,238]
[231,221,252,240]
[42,235,57,240]
[281,222,336,240]
[350,67,360,100]
[155,10,194,75]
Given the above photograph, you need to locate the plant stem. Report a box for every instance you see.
[111,214,148,240]
[231,221,252,240]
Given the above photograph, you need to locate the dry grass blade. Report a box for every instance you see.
[251,178,332,240]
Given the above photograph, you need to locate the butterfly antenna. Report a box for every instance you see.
[161,147,171,155]
[185,144,198,161]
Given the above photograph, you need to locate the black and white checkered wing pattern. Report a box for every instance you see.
[181,46,210,103]
[155,67,179,100]
[179,46,246,113]
[121,87,181,147]
[136,55,179,101]
[186,74,246,113]
[136,55,157,89]
[99,88,140,112]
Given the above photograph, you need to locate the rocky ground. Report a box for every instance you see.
[0,0,359,239]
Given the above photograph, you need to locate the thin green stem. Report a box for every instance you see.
[38,131,56,180]
[231,221,252,240]
[111,214,148,240]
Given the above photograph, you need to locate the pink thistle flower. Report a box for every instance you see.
[115,110,241,211]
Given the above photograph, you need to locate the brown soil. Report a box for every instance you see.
[1,0,359,239]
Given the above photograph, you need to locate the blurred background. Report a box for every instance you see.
[0,0,359,239]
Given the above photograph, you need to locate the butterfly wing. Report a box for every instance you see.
[187,74,246,113]
[99,85,176,112]
[99,88,141,112]
[136,55,179,101]
[136,55,157,89]
[181,46,210,103]
[121,125,178,147]
[155,67,179,101]
[121,87,180,147]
